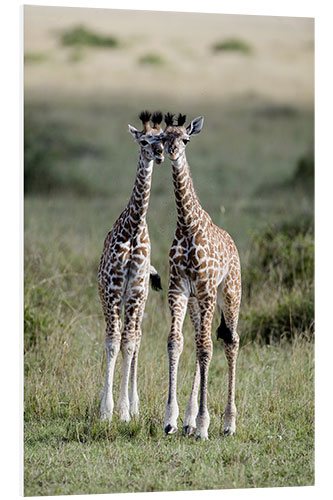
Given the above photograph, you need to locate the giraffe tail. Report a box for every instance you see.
[150,265,162,291]
[216,311,234,345]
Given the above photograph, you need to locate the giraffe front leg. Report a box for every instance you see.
[117,299,138,422]
[184,298,200,436]
[100,314,121,420]
[164,291,188,435]
[195,296,216,441]
[184,358,200,435]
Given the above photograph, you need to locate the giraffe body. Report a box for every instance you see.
[160,114,241,439]
[99,111,163,422]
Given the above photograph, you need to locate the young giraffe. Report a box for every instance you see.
[160,112,241,440]
[99,111,164,422]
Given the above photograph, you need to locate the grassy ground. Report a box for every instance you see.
[24,340,314,496]
[24,8,314,496]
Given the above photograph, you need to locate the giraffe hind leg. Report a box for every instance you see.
[217,277,241,436]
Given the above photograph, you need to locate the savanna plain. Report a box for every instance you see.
[24,7,314,496]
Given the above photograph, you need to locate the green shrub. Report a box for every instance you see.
[293,150,314,187]
[241,216,314,343]
[242,288,314,343]
[24,52,47,64]
[24,113,101,195]
[61,25,119,48]
[24,304,52,353]
[138,53,165,66]
[212,38,252,54]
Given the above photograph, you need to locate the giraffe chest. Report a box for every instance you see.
[169,237,226,286]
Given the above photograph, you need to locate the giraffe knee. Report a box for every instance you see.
[105,339,120,358]
[167,336,183,355]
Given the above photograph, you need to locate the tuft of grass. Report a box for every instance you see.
[61,25,119,48]
[212,37,252,54]
[138,53,166,66]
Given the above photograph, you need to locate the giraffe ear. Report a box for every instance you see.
[186,116,204,137]
[128,124,141,142]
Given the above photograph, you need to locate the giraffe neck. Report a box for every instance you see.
[171,153,203,231]
[127,152,153,228]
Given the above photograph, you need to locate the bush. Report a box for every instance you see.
[61,25,119,48]
[212,38,252,54]
[24,112,101,195]
[24,304,52,353]
[138,53,165,66]
[293,150,314,187]
[240,216,314,343]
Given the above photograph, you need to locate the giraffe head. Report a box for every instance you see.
[128,110,164,164]
[160,113,204,162]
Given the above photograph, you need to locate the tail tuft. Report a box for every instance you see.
[216,312,234,345]
[150,272,162,291]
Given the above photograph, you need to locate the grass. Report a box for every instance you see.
[24,340,314,495]
[24,93,314,495]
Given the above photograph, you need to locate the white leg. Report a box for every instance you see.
[195,296,216,440]
[117,339,136,422]
[164,292,188,434]
[100,337,120,420]
[184,298,200,435]
[129,331,141,416]
[100,300,122,421]
[184,358,200,435]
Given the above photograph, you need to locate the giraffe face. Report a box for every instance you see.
[128,126,164,164]
[161,127,191,162]
[141,132,165,164]
[161,115,204,162]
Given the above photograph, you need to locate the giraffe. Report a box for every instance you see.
[159,112,241,440]
[98,111,164,422]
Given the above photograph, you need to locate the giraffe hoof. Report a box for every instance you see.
[195,432,209,441]
[100,412,112,421]
[183,425,195,436]
[164,424,177,435]
[223,426,236,436]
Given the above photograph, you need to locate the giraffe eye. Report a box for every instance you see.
[140,140,148,146]
[183,138,190,145]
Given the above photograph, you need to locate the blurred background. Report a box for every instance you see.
[24,5,314,338]
[24,7,314,495]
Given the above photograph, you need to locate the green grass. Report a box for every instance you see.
[24,339,314,495]
[24,93,314,495]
